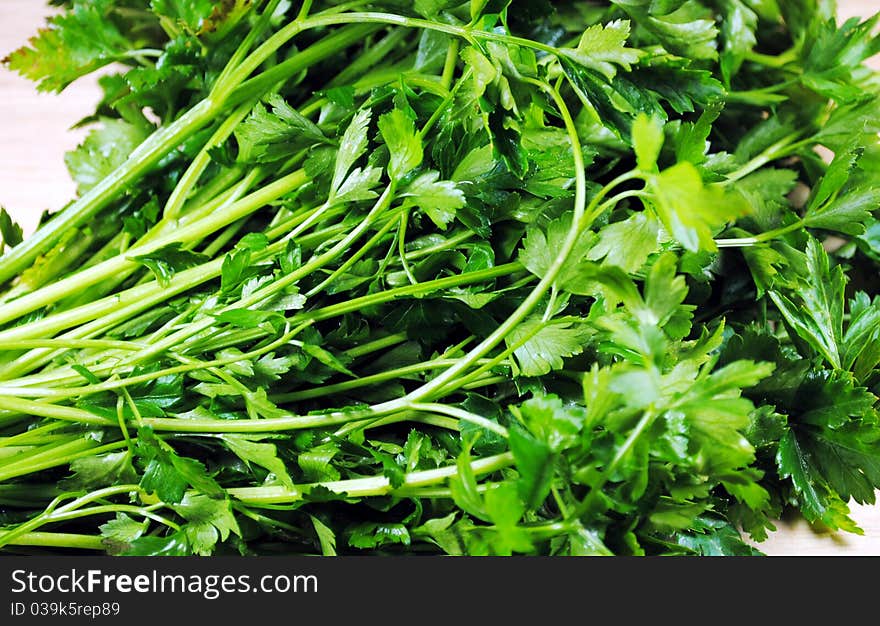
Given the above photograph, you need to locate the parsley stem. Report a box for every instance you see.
[110,186,397,369]
[744,48,799,68]
[0,436,100,472]
[296,0,313,20]
[715,220,806,247]
[331,411,460,439]
[0,390,495,435]
[306,208,406,296]
[580,170,644,228]
[396,209,418,286]
[295,12,560,57]
[302,370,505,430]
[228,452,514,504]
[116,393,135,455]
[400,229,476,262]
[55,485,145,513]
[0,259,511,389]
[11,198,317,360]
[328,27,412,89]
[344,333,409,359]
[441,39,461,90]
[120,48,164,59]
[462,375,509,391]
[407,402,509,438]
[38,504,181,532]
[296,263,521,323]
[1,532,104,551]
[271,359,479,403]
[0,422,69,448]
[0,23,372,288]
[148,261,519,378]
[722,132,804,184]
[369,79,589,409]
[212,0,285,93]
[0,98,215,287]
[0,440,129,482]
[0,339,144,352]
[573,409,657,519]
[0,496,179,550]
[0,323,312,401]
[162,102,256,221]
[226,26,382,108]
[0,169,309,331]
[443,333,527,393]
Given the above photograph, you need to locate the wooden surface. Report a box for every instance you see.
[1,1,879,556]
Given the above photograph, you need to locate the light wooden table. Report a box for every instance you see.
[1,0,879,556]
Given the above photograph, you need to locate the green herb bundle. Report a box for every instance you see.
[0,0,878,556]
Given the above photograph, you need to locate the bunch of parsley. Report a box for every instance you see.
[0,0,878,556]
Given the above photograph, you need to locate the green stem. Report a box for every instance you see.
[0,436,99,472]
[271,359,473,403]
[0,199,334,382]
[114,185,397,369]
[162,102,255,220]
[306,208,404,296]
[441,38,461,90]
[211,0,284,95]
[38,504,180,531]
[328,27,411,88]
[0,339,144,352]
[370,79,589,410]
[0,169,308,330]
[744,48,799,68]
[722,133,804,185]
[0,422,69,447]
[0,485,157,549]
[0,23,375,288]
[331,411,459,439]
[226,24,382,108]
[228,452,514,504]
[294,263,520,324]
[1,261,515,389]
[1,532,104,551]
[295,12,558,57]
[407,402,508,438]
[574,409,657,518]
[345,332,408,359]
[715,220,805,247]
[0,99,216,287]
[0,323,311,402]
[396,209,418,285]
[0,440,129,482]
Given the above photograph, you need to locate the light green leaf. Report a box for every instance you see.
[65,118,151,194]
[333,166,383,204]
[505,316,593,377]
[518,216,597,294]
[804,189,879,236]
[777,431,861,533]
[99,513,147,555]
[331,109,372,197]
[401,170,466,229]
[221,434,295,489]
[171,493,241,556]
[560,19,644,81]
[378,108,423,182]
[769,238,845,369]
[650,161,750,252]
[632,113,665,171]
[588,212,660,274]
[310,515,337,556]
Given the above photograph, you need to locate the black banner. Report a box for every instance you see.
[0,555,871,622]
